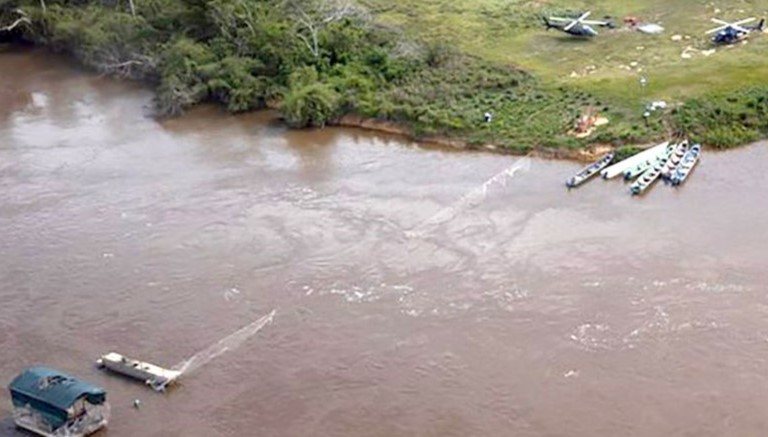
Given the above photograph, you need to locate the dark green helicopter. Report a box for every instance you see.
[542,11,615,37]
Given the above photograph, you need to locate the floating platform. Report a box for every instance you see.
[9,366,109,437]
[96,352,181,392]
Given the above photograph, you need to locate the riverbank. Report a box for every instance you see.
[335,114,622,161]
[2,0,768,153]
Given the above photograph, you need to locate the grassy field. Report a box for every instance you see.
[359,0,768,149]
[8,0,765,152]
[365,0,768,104]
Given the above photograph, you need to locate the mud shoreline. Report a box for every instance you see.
[335,114,618,162]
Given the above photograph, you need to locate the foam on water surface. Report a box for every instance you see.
[406,155,531,238]
[172,309,276,376]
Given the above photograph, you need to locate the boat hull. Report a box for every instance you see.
[624,160,654,180]
[566,153,614,188]
[97,352,181,391]
[15,419,108,437]
[660,140,690,181]
[601,141,669,179]
[630,149,672,195]
[624,144,675,180]
[671,144,701,186]
[13,404,109,437]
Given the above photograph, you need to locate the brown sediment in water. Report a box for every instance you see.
[0,45,676,164]
[6,49,768,437]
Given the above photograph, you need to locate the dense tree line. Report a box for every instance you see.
[2,0,564,150]
[4,0,767,150]
[1,0,464,126]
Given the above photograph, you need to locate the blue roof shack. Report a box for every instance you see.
[8,367,109,437]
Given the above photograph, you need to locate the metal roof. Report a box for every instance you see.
[8,366,106,411]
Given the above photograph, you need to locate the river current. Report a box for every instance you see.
[2,48,768,437]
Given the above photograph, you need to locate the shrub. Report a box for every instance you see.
[280,67,340,128]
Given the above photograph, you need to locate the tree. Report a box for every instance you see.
[0,9,29,32]
[203,56,268,112]
[280,66,340,127]
[207,0,279,55]
[154,37,215,115]
[284,0,367,58]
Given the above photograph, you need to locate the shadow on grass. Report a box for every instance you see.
[542,34,597,43]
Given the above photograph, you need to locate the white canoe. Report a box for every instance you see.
[630,147,673,195]
[623,143,676,180]
[660,140,690,180]
[601,141,670,179]
[97,352,181,392]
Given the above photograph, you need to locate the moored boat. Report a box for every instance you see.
[630,148,672,195]
[96,352,181,392]
[566,153,614,188]
[600,141,669,179]
[660,140,690,181]
[671,143,701,186]
[8,367,109,437]
[623,143,675,180]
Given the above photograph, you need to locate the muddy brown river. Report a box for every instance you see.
[2,48,768,437]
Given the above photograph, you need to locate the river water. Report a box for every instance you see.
[2,48,768,437]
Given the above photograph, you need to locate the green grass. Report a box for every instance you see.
[8,0,766,151]
[359,0,768,149]
[364,0,768,103]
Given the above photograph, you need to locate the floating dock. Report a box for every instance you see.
[9,367,109,437]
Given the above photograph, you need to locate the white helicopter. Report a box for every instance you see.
[706,17,765,44]
[543,11,615,37]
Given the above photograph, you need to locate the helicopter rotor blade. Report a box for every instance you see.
[563,11,591,31]
[732,25,750,33]
[547,17,571,21]
[578,11,592,21]
[706,24,729,34]
[581,20,609,25]
[732,17,756,26]
[707,17,756,33]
